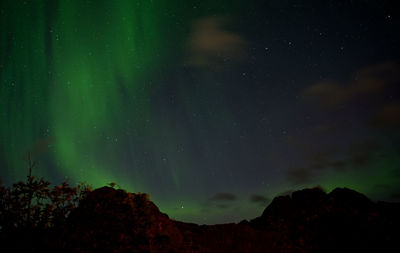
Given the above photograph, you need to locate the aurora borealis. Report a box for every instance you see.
[1,0,400,224]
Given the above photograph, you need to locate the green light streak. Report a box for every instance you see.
[48,0,167,189]
[0,1,245,223]
[0,0,49,179]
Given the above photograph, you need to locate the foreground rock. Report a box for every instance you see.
[56,187,184,252]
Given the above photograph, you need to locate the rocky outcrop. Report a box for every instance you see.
[4,186,399,252]
[249,187,400,252]
[56,187,184,252]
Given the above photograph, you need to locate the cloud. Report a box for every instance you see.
[286,167,314,185]
[302,62,400,109]
[249,194,270,206]
[371,103,400,129]
[290,62,400,185]
[185,16,246,68]
[285,140,379,185]
[210,192,237,201]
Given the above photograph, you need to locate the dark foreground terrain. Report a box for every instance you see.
[1,186,399,252]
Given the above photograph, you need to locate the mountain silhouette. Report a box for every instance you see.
[2,186,399,252]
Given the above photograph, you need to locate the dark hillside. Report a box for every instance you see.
[1,185,399,252]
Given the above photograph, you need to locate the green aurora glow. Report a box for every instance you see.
[0,0,247,223]
[1,0,399,224]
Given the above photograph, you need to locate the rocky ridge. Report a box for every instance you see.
[3,186,400,252]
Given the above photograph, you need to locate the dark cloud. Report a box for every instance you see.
[186,16,246,68]
[302,62,400,109]
[371,104,400,129]
[286,167,315,185]
[249,194,270,206]
[288,62,399,186]
[210,193,237,201]
[281,125,345,158]
[286,141,379,185]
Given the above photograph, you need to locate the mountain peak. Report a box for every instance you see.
[2,186,398,252]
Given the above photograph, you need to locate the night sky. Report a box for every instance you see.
[1,0,400,224]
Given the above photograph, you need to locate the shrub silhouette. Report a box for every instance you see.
[0,153,92,232]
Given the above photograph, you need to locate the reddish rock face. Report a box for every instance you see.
[60,186,184,252]
[2,186,399,252]
[56,187,399,252]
